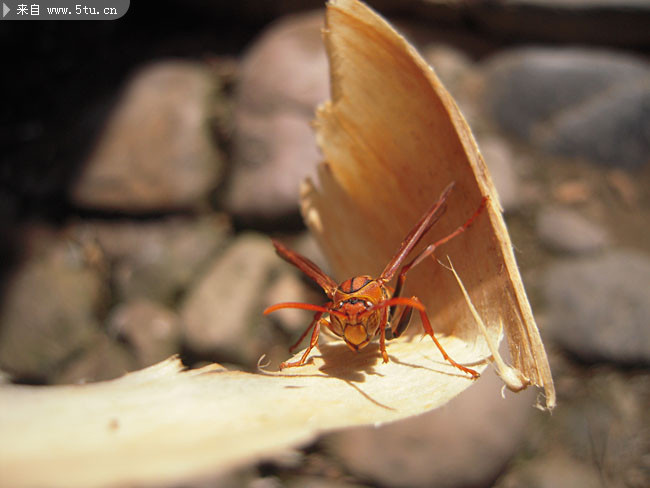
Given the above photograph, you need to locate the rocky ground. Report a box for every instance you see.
[2,1,649,487]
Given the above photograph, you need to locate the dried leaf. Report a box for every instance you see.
[0,1,554,487]
[1,344,489,487]
[304,0,554,405]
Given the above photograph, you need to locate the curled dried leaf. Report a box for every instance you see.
[304,0,554,407]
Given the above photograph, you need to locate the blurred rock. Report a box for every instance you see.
[54,333,136,385]
[541,80,650,169]
[263,268,325,336]
[326,366,535,488]
[291,232,333,279]
[551,180,592,205]
[226,110,322,220]
[423,43,488,128]
[0,241,106,381]
[71,61,223,212]
[496,453,601,488]
[468,0,650,47]
[249,477,283,488]
[483,47,649,139]
[482,47,650,168]
[73,215,230,304]
[477,136,521,212]
[236,11,328,113]
[224,11,328,220]
[107,300,181,368]
[422,44,474,99]
[607,168,640,208]
[287,475,366,488]
[180,233,279,363]
[0,368,10,384]
[191,464,259,488]
[536,205,610,254]
[543,250,650,364]
[532,368,650,488]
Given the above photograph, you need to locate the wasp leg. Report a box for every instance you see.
[411,296,479,379]
[378,309,390,363]
[390,305,414,339]
[280,318,331,369]
[388,196,488,334]
[380,182,455,282]
[288,310,325,353]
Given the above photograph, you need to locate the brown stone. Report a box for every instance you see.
[71,61,223,212]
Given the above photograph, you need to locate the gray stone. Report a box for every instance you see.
[107,300,181,368]
[496,454,602,488]
[263,270,324,337]
[0,242,106,381]
[543,250,650,364]
[422,43,485,126]
[225,110,322,219]
[73,215,230,304]
[224,11,328,220]
[477,136,522,212]
[287,476,366,488]
[482,47,650,162]
[0,368,10,384]
[541,80,650,169]
[325,367,535,488]
[536,205,610,254]
[526,369,650,488]
[54,333,136,385]
[71,61,223,212]
[236,11,328,114]
[180,233,279,364]
[422,44,474,98]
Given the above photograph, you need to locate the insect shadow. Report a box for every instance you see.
[387,351,475,379]
[316,341,399,410]
[316,341,385,383]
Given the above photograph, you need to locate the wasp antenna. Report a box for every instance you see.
[264,302,348,319]
[370,297,426,313]
[264,302,330,315]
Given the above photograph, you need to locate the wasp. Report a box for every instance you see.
[264,182,487,378]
